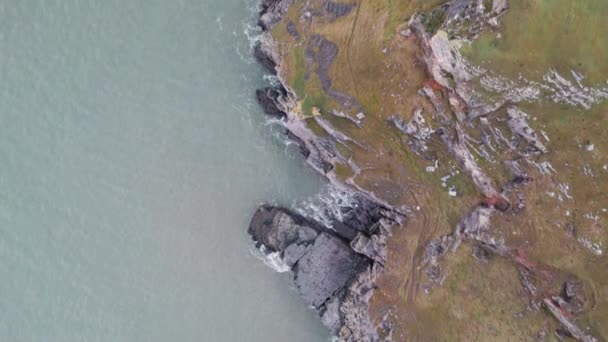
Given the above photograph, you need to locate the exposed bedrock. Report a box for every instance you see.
[258,0,294,31]
[249,206,368,307]
[253,43,277,74]
[248,203,395,341]
[254,27,341,176]
[255,87,287,119]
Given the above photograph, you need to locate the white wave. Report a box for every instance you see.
[263,117,286,127]
[262,251,291,273]
[241,0,263,50]
[295,185,359,228]
[234,0,263,65]
[263,74,281,87]
[244,22,262,49]
[251,245,291,273]
[216,15,224,32]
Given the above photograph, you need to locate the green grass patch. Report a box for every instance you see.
[335,162,354,180]
[292,48,306,97]
[464,0,608,83]
[302,93,329,117]
[422,8,445,35]
[446,173,477,197]
[384,0,398,40]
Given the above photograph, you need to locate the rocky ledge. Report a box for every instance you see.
[249,198,393,340]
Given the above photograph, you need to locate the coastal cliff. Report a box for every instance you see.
[249,0,608,340]
[248,202,394,340]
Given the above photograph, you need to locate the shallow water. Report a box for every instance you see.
[0,0,331,341]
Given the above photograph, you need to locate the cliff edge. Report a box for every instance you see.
[249,0,608,341]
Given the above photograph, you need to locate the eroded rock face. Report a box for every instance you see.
[255,88,287,119]
[294,233,369,308]
[506,106,548,154]
[248,206,319,252]
[258,0,294,31]
[253,40,277,74]
[249,207,369,310]
[248,202,392,341]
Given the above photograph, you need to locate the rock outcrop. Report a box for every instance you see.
[248,203,394,341]
[258,0,294,31]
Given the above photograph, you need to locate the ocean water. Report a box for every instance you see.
[0,0,331,341]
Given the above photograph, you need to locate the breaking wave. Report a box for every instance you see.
[235,0,263,65]
[251,245,291,273]
[295,184,359,228]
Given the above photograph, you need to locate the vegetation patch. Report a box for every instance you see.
[422,8,445,35]
[302,94,329,117]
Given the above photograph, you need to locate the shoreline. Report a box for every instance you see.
[248,0,400,340]
[246,1,605,341]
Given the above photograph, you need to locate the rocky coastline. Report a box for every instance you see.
[250,1,403,340]
[248,202,393,340]
[247,0,607,341]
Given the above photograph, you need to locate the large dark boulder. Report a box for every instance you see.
[248,206,319,252]
[253,42,277,74]
[294,232,368,308]
[248,206,373,309]
[255,88,286,119]
[335,194,384,235]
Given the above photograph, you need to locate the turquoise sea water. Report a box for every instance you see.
[0,0,330,341]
